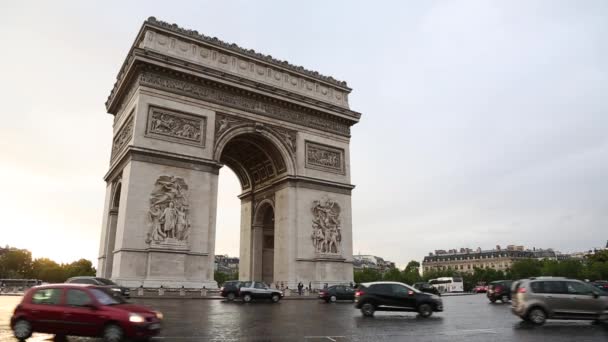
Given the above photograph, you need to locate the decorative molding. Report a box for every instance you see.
[146,176,191,248]
[139,70,350,136]
[214,113,296,153]
[305,141,345,174]
[111,114,134,160]
[311,198,342,255]
[145,17,349,89]
[145,106,206,147]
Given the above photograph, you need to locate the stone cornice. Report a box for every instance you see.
[104,145,222,182]
[238,175,355,200]
[112,63,356,136]
[145,17,349,89]
[106,18,359,116]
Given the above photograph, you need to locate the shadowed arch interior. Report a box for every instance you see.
[219,133,287,190]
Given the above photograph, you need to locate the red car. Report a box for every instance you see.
[473,285,487,293]
[10,284,162,341]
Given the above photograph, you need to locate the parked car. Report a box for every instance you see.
[413,282,441,296]
[487,280,513,303]
[354,281,443,318]
[473,285,487,293]
[319,285,355,302]
[65,276,130,298]
[511,277,608,325]
[591,280,608,292]
[238,281,283,303]
[220,280,242,301]
[11,284,162,341]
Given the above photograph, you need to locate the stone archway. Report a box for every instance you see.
[97,17,361,288]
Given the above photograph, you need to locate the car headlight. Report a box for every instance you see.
[129,313,145,323]
[154,311,164,320]
[111,288,122,292]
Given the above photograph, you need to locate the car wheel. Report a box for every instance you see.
[418,303,433,318]
[361,303,375,317]
[227,292,236,301]
[243,294,252,303]
[271,294,280,303]
[528,307,547,326]
[489,298,496,303]
[54,334,68,342]
[330,295,337,302]
[13,319,32,341]
[103,323,124,342]
[501,295,509,303]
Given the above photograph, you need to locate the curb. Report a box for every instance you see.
[132,296,321,300]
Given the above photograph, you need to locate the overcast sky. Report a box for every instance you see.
[1,1,606,267]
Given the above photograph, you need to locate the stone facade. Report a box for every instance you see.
[97,18,360,289]
[422,246,535,274]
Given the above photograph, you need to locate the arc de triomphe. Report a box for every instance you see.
[97,17,361,288]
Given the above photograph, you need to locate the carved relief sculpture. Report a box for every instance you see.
[146,106,206,147]
[111,115,134,159]
[305,141,344,174]
[146,176,191,246]
[311,199,342,254]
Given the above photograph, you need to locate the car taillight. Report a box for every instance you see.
[495,286,502,293]
[517,287,526,293]
[355,290,364,297]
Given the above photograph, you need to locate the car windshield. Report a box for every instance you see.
[90,288,126,305]
[95,278,117,286]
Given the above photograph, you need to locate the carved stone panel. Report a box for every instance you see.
[311,199,342,255]
[111,114,134,160]
[146,106,206,147]
[139,71,350,136]
[305,141,345,174]
[146,176,191,249]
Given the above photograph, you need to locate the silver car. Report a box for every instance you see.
[511,277,608,325]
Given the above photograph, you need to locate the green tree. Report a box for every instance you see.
[30,258,66,283]
[382,268,402,282]
[64,259,96,279]
[402,260,422,285]
[509,259,542,279]
[587,250,608,263]
[0,249,32,278]
[354,268,382,284]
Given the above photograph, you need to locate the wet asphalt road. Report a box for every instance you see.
[2,294,607,341]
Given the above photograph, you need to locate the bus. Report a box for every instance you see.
[429,277,464,293]
[0,279,43,291]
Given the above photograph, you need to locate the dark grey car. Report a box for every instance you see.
[511,277,608,325]
[65,276,130,298]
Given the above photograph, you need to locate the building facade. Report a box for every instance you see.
[422,245,536,274]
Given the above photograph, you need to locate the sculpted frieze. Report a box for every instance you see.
[146,176,191,247]
[146,106,206,147]
[311,199,342,255]
[305,141,345,174]
[111,115,134,159]
[139,71,350,136]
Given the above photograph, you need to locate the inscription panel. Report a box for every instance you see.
[305,141,345,174]
[145,106,206,147]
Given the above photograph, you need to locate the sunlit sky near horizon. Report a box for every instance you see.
[1,0,607,268]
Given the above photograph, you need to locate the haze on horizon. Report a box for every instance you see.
[0,0,606,268]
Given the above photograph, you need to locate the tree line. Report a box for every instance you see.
[0,247,96,283]
[354,251,608,291]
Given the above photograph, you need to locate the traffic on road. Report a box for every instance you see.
[3,277,608,341]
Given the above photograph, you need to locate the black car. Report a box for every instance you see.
[413,282,441,296]
[487,280,513,303]
[355,281,443,317]
[65,276,130,298]
[220,280,241,301]
[591,280,608,292]
[319,285,355,302]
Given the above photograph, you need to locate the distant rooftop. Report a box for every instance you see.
[145,17,349,88]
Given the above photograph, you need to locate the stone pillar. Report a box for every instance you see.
[102,208,118,278]
[251,224,264,281]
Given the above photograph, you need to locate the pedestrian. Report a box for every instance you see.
[350,282,354,288]
[298,282,303,295]
[324,283,328,289]
[309,281,312,291]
